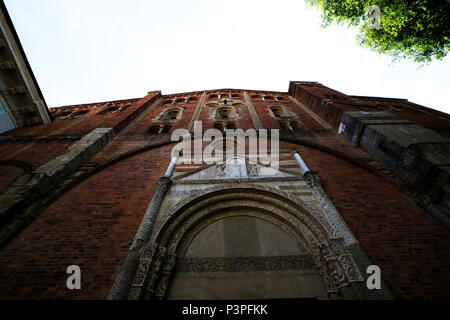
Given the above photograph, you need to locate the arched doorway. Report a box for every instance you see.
[128,186,367,300]
[167,213,329,299]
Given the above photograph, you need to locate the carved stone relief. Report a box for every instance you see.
[130,177,366,299]
[176,255,315,273]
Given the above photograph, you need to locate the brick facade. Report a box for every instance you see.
[0,82,449,299]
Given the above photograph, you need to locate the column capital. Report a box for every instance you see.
[303,171,321,188]
[157,176,173,191]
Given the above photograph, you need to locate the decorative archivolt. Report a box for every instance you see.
[152,185,333,247]
[128,185,364,299]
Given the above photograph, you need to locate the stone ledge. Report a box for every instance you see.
[35,128,114,184]
[0,128,115,230]
[340,111,450,227]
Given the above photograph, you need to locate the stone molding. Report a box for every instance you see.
[188,92,206,132]
[176,255,315,273]
[303,171,357,246]
[0,128,115,244]
[244,91,262,130]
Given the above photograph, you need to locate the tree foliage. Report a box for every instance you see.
[306,0,450,63]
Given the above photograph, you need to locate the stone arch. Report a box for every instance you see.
[269,105,293,118]
[99,106,120,115]
[130,185,365,300]
[72,109,89,117]
[54,110,71,118]
[186,96,198,103]
[146,124,161,135]
[174,97,186,104]
[205,102,219,108]
[157,107,183,121]
[215,106,236,120]
[279,120,292,130]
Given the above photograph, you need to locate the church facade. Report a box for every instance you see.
[0,81,449,299]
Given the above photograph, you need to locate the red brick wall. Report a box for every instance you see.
[289,82,450,135]
[0,140,75,169]
[295,143,450,299]
[0,143,173,299]
[250,92,325,130]
[0,86,448,300]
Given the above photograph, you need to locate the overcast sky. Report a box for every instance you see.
[4,0,450,113]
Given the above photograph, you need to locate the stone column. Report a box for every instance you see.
[107,176,173,300]
[294,152,357,245]
[303,171,356,245]
[294,153,394,299]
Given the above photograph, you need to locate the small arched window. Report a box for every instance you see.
[226,122,237,130]
[99,106,119,115]
[162,100,173,105]
[187,97,198,103]
[290,120,299,130]
[278,121,292,130]
[159,108,181,121]
[72,110,89,116]
[213,122,225,131]
[147,124,161,135]
[269,106,292,118]
[161,124,172,133]
[264,95,274,101]
[252,94,262,100]
[55,111,71,118]
[174,98,185,104]
[216,107,233,120]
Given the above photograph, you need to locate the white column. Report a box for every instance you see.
[294,152,310,173]
[164,157,178,177]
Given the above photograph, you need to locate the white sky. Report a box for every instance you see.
[4,0,450,113]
